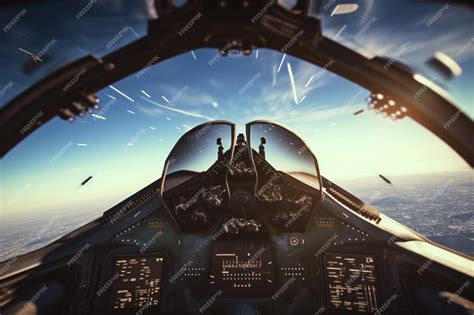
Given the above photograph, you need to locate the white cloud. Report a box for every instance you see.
[135,103,164,117]
[139,96,213,120]
[158,84,218,108]
[279,103,365,123]
[208,78,222,89]
[324,9,474,64]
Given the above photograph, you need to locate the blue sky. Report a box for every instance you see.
[2,48,471,221]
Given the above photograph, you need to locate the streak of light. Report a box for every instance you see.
[331,4,359,16]
[277,53,286,73]
[287,62,299,104]
[109,85,135,102]
[433,51,462,77]
[140,96,213,120]
[272,63,277,87]
[334,24,347,40]
[18,48,42,62]
[77,47,87,55]
[92,114,106,120]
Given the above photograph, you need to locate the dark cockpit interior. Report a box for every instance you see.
[1,121,472,315]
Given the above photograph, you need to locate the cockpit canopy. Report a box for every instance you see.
[160,120,322,232]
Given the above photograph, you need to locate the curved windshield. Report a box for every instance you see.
[161,122,234,231]
[248,121,323,232]
[1,25,473,262]
[0,0,151,106]
[249,122,320,181]
[1,0,472,120]
[314,0,474,118]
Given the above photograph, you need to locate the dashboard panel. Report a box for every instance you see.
[323,253,380,313]
[81,204,399,315]
[94,253,166,315]
[210,240,275,298]
[25,172,468,315]
[25,196,469,315]
[1,134,472,315]
[108,255,164,310]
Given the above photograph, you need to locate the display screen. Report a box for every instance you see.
[211,241,275,297]
[324,253,379,313]
[107,255,165,310]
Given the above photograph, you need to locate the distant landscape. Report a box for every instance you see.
[0,171,472,262]
[339,171,473,256]
[0,208,102,262]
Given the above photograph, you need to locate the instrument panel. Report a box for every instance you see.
[323,253,380,313]
[107,255,165,311]
[95,204,390,315]
[94,253,166,315]
[96,213,392,315]
[92,248,386,314]
[210,240,275,298]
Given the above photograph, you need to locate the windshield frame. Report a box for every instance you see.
[246,119,324,194]
[1,2,472,166]
[159,120,236,232]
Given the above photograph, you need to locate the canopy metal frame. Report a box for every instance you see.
[1,0,472,165]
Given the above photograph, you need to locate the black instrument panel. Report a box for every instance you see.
[210,240,276,298]
[91,242,388,315]
[323,253,380,313]
[94,204,393,315]
[94,253,166,315]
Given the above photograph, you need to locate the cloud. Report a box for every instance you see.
[135,103,164,117]
[226,53,352,125]
[158,84,218,108]
[139,96,214,120]
[253,58,337,111]
[208,78,222,89]
[324,7,474,64]
[280,103,364,123]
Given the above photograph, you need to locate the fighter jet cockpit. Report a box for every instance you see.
[161,121,322,234]
[1,119,472,315]
[1,1,473,315]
